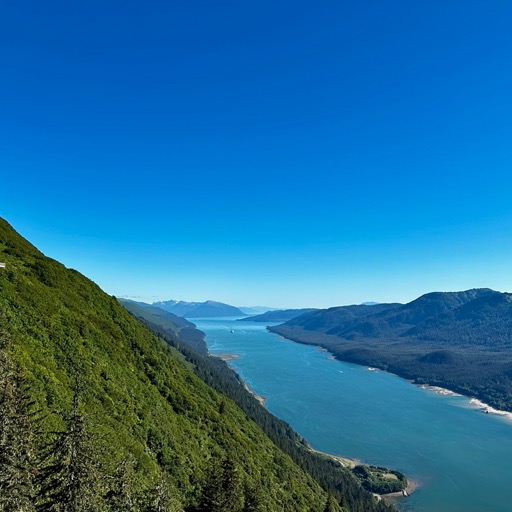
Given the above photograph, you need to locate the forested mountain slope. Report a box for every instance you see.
[281,303,400,334]
[270,290,512,412]
[120,301,400,508]
[118,298,208,354]
[0,218,392,512]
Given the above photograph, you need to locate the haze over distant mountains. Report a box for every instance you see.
[238,305,277,315]
[152,299,245,318]
[242,308,319,323]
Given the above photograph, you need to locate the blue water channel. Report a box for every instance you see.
[194,317,512,512]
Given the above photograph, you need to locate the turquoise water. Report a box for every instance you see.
[195,317,512,512]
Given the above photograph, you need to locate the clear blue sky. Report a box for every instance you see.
[2,1,512,308]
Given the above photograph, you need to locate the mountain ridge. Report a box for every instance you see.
[270,289,512,412]
[241,308,319,323]
[152,299,245,318]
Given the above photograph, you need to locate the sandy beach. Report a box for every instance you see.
[242,381,267,406]
[308,445,418,500]
[212,352,267,404]
[468,397,512,421]
[418,384,512,421]
[307,445,361,469]
[381,477,419,502]
[214,353,240,361]
[417,384,461,397]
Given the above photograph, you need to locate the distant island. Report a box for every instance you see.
[269,289,512,413]
[151,299,245,318]
[241,308,318,323]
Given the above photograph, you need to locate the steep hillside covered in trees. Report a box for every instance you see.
[0,218,392,512]
[119,300,402,509]
[118,299,208,354]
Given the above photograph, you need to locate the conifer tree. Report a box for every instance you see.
[220,457,244,512]
[242,482,263,512]
[324,492,343,512]
[197,456,244,512]
[35,390,103,512]
[105,454,139,512]
[0,334,36,512]
[143,471,183,512]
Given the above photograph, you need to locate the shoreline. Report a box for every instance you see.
[381,477,419,502]
[270,327,512,421]
[214,353,240,361]
[211,352,268,406]
[468,397,512,421]
[242,381,267,406]
[307,445,361,469]
[417,384,512,421]
[417,384,461,397]
[307,445,418,499]
[209,340,419,504]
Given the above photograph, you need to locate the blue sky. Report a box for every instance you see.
[2,1,512,308]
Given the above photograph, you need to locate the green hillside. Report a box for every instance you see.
[270,290,512,412]
[119,300,401,510]
[118,299,208,354]
[0,218,391,511]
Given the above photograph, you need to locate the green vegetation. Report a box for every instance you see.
[270,290,512,412]
[352,466,406,495]
[118,299,208,355]
[120,300,394,512]
[0,218,393,511]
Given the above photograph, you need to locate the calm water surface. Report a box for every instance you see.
[194,318,512,512]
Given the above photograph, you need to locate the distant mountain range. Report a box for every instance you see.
[238,306,278,315]
[242,308,319,323]
[270,289,512,412]
[152,299,245,318]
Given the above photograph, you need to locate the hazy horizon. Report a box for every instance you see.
[3,1,512,308]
